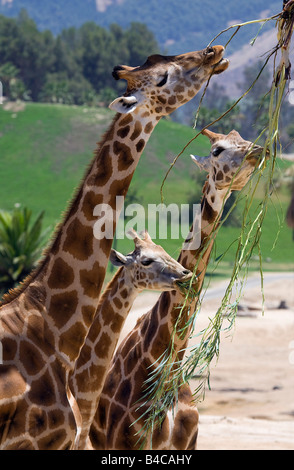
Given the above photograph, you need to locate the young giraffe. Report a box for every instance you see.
[90,129,265,450]
[70,229,192,449]
[0,47,228,450]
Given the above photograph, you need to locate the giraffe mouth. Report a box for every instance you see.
[212,58,229,75]
[174,272,193,287]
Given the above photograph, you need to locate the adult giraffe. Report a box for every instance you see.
[90,129,265,450]
[0,47,229,450]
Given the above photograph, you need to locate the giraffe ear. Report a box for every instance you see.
[190,154,211,172]
[109,95,139,114]
[109,249,128,267]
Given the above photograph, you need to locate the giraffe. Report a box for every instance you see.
[90,129,265,450]
[70,229,192,449]
[0,47,229,450]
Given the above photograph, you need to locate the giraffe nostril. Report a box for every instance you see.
[182,270,190,276]
[206,47,214,54]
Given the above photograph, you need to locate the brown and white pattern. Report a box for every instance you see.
[0,47,228,450]
[70,230,192,449]
[90,129,264,450]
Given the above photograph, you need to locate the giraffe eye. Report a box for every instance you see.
[212,147,225,157]
[156,73,168,87]
[141,259,154,266]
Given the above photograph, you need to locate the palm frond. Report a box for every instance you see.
[0,205,49,295]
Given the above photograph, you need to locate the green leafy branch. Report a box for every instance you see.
[138,1,294,448]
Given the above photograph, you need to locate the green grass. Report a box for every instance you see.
[0,103,111,226]
[0,103,203,224]
[0,101,293,285]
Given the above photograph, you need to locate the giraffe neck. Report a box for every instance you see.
[90,177,231,449]
[11,110,158,370]
[70,265,140,449]
[87,179,232,450]
[143,176,230,365]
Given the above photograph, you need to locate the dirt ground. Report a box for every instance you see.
[119,272,294,450]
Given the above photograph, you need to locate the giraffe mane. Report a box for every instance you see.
[199,176,210,206]
[0,115,120,307]
[98,266,124,302]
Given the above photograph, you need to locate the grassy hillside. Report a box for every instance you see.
[0,101,204,223]
[0,102,293,284]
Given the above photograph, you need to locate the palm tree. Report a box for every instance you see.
[0,62,26,101]
[0,205,50,297]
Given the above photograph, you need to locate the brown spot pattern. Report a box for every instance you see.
[171,409,198,450]
[116,379,131,408]
[28,407,47,437]
[47,258,74,290]
[117,126,130,139]
[110,312,124,333]
[150,323,171,359]
[95,332,112,359]
[136,139,145,153]
[90,145,113,187]
[58,321,87,358]
[82,304,96,327]
[28,369,56,406]
[113,141,134,171]
[80,261,103,299]
[63,218,93,261]
[2,337,17,361]
[19,341,45,376]
[37,428,68,450]
[118,114,133,127]
[201,198,218,224]
[49,290,79,329]
[109,174,133,201]
[81,191,104,222]
[48,409,65,428]
[216,170,223,181]
[130,122,142,141]
[144,122,153,134]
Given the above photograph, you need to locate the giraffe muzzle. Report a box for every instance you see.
[203,45,229,75]
[174,270,193,286]
[247,145,268,159]
[212,58,229,75]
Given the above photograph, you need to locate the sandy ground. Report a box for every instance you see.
[119,272,294,450]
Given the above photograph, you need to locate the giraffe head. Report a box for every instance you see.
[109,46,229,116]
[109,230,192,291]
[191,129,266,191]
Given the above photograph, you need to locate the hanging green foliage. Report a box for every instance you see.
[138,1,294,448]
